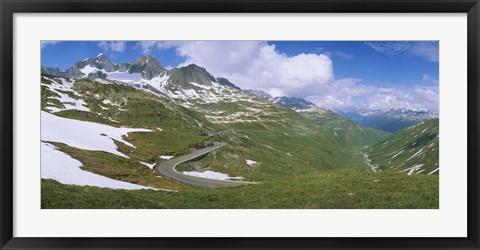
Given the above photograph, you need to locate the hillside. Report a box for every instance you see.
[40,53,439,209]
[245,91,390,149]
[297,107,389,149]
[41,70,370,191]
[365,118,439,175]
[42,170,439,209]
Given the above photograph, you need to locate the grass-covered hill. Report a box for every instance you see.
[41,74,372,187]
[298,108,390,149]
[366,118,439,175]
[244,91,390,150]
[40,53,439,209]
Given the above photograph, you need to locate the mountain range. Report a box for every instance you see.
[41,53,439,172]
[42,53,165,79]
[40,53,440,208]
[42,53,438,133]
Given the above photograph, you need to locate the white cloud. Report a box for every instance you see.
[135,41,158,54]
[415,87,439,108]
[422,73,439,85]
[422,74,430,81]
[409,42,439,63]
[97,41,127,52]
[365,41,439,63]
[41,41,60,49]
[334,51,354,60]
[315,48,354,60]
[136,41,178,54]
[306,82,439,112]
[365,42,411,56]
[169,41,334,97]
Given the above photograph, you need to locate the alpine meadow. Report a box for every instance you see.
[40,41,439,208]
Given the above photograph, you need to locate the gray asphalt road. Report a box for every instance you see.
[155,142,254,188]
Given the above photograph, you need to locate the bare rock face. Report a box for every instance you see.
[117,62,130,72]
[128,55,165,80]
[169,64,216,87]
[87,71,107,79]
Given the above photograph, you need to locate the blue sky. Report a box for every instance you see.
[268,41,438,87]
[41,41,439,111]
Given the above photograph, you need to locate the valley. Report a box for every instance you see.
[40,52,439,209]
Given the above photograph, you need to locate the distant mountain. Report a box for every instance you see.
[128,55,166,80]
[244,89,273,101]
[272,96,317,111]
[337,108,439,133]
[69,53,117,78]
[245,91,320,111]
[365,118,439,175]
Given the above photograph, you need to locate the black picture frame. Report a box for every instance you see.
[1,0,479,249]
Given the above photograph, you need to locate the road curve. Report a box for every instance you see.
[155,142,254,188]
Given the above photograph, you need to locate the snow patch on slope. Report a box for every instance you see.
[41,142,149,190]
[401,164,425,175]
[391,150,404,159]
[41,111,150,158]
[428,167,439,175]
[140,161,156,169]
[42,77,90,112]
[183,170,244,180]
[246,159,257,166]
[160,155,174,160]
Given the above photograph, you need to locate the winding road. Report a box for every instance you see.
[155,142,254,188]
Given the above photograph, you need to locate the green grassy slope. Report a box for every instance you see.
[41,75,369,183]
[40,74,438,208]
[299,109,390,149]
[51,77,213,131]
[176,103,375,179]
[42,170,439,209]
[366,118,439,175]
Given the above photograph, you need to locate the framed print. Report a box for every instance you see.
[1,0,479,249]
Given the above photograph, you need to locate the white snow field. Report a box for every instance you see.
[80,65,106,76]
[182,170,244,181]
[41,111,151,158]
[106,71,143,82]
[41,142,149,190]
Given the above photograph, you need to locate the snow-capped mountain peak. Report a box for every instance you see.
[41,54,166,80]
[128,55,165,80]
